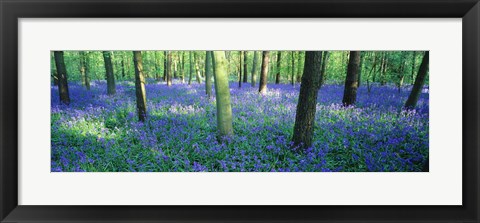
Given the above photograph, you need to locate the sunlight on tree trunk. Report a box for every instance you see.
[205,51,213,97]
[133,51,147,122]
[258,51,270,94]
[212,51,234,140]
[251,51,259,87]
[292,51,323,149]
[275,51,282,84]
[342,51,361,106]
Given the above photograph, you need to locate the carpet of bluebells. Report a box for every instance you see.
[51,80,429,172]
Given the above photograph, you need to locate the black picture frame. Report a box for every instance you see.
[1,0,479,222]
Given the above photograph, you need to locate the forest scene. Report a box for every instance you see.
[51,50,429,172]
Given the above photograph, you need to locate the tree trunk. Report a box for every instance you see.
[180,52,185,83]
[342,51,361,106]
[319,51,329,88]
[411,51,417,85]
[205,51,213,97]
[166,51,172,86]
[238,51,242,88]
[292,51,323,149]
[291,51,295,86]
[243,51,248,83]
[194,52,202,84]
[188,52,193,85]
[258,51,270,94]
[275,51,282,84]
[404,51,429,110]
[102,51,116,95]
[251,51,259,87]
[212,51,234,140]
[358,52,365,88]
[54,51,70,105]
[133,51,147,122]
[79,51,90,90]
[296,51,303,83]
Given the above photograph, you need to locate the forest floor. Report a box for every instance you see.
[51,80,429,172]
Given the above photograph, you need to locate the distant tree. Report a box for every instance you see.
[164,51,168,82]
[404,51,429,110]
[258,51,270,94]
[212,51,234,140]
[194,52,202,84]
[205,51,213,97]
[251,51,259,87]
[180,52,185,83]
[238,51,242,88]
[154,51,160,81]
[166,51,172,86]
[121,55,126,80]
[296,51,303,83]
[275,51,282,84]
[291,51,295,85]
[133,51,147,122]
[79,51,90,90]
[319,51,329,88]
[102,51,116,95]
[188,52,193,85]
[243,51,248,83]
[292,51,323,149]
[53,51,70,105]
[411,51,417,85]
[342,51,361,106]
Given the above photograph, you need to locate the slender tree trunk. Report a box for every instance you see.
[163,51,168,81]
[212,51,234,140]
[166,51,172,86]
[188,52,193,85]
[238,51,242,88]
[79,51,90,90]
[358,52,365,88]
[342,51,361,106]
[404,52,429,110]
[193,52,202,84]
[291,51,295,86]
[133,51,147,122]
[54,51,70,105]
[367,52,377,94]
[258,51,270,94]
[121,58,126,80]
[411,51,417,85]
[292,51,323,149]
[103,51,116,95]
[243,51,248,83]
[205,51,213,97]
[319,51,329,88]
[180,52,185,83]
[275,51,282,84]
[296,51,303,83]
[251,51,259,87]
[154,51,160,81]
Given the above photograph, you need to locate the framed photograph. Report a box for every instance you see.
[1,0,479,222]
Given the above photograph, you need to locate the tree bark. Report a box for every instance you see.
[319,51,329,88]
[238,51,242,88]
[166,51,172,86]
[275,51,282,84]
[188,52,193,85]
[212,51,234,140]
[194,52,202,84]
[54,51,70,105]
[103,51,116,95]
[251,51,259,87]
[79,51,90,90]
[342,51,361,106]
[243,51,248,83]
[133,51,148,122]
[404,51,429,110]
[258,51,270,94]
[291,51,295,86]
[205,51,213,97]
[292,51,323,149]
